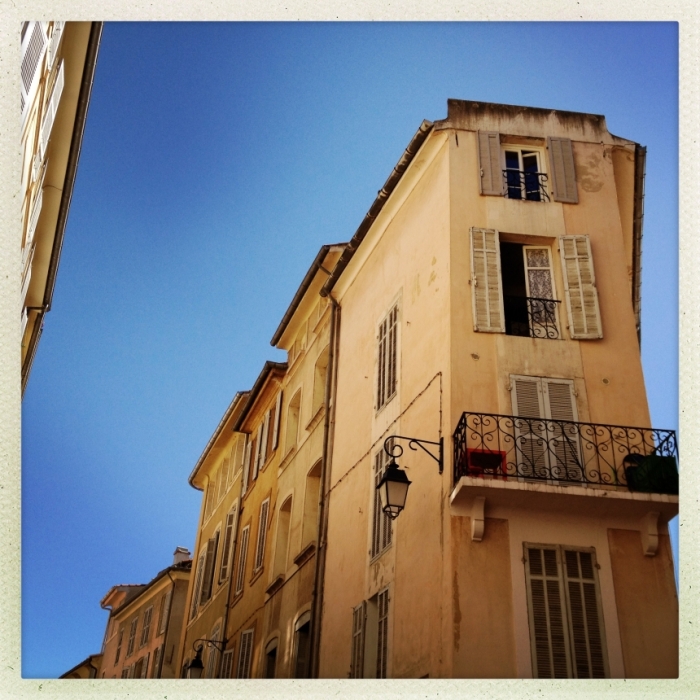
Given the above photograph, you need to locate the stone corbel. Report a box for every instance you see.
[640,511,660,556]
[471,497,486,542]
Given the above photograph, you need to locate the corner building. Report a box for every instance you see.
[317,100,678,679]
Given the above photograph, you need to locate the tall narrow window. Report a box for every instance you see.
[241,436,252,496]
[126,617,138,657]
[376,305,399,410]
[206,625,221,678]
[265,640,278,679]
[219,504,239,582]
[114,628,124,665]
[524,545,608,678]
[350,603,366,678]
[220,648,235,678]
[140,606,153,647]
[158,589,171,635]
[253,499,270,572]
[312,346,329,416]
[272,391,283,450]
[301,461,322,547]
[273,497,292,577]
[236,629,255,678]
[503,148,545,201]
[293,613,311,678]
[234,526,250,596]
[285,391,301,454]
[376,589,390,678]
[190,552,206,619]
[350,588,390,678]
[371,445,393,558]
[151,646,161,678]
[200,530,220,604]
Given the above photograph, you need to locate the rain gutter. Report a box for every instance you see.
[632,144,646,347]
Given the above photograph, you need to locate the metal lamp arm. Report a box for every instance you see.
[383,435,443,474]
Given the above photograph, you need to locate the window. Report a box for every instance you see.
[271,391,283,451]
[204,481,215,521]
[39,60,65,159]
[200,530,220,605]
[120,669,130,679]
[236,629,255,678]
[234,525,250,596]
[265,404,277,457]
[21,22,47,119]
[371,446,393,559]
[206,625,221,678]
[510,374,581,482]
[219,504,239,582]
[241,435,252,496]
[151,646,161,678]
[133,655,145,679]
[114,627,124,665]
[524,545,608,678]
[220,648,235,678]
[477,131,578,204]
[265,639,278,678]
[503,148,546,201]
[253,499,270,573]
[285,391,301,454]
[312,346,329,417]
[190,552,206,619]
[301,461,322,547]
[140,606,153,647]
[376,305,399,411]
[293,613,311,678]
[350,588,390,678]
[158,589,171,635]
[126,618,138,657]
[273,497,292,577]
[470,229,601,340]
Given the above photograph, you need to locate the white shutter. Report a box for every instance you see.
[524,546,571,678]
[559,236,602,339]
[21,22,47,120]
[511,376,546,479]
[237,629,254,678]
[241,437,252,496]
[376,589,390,679]
[470,228,505,332]
[477,131,503,196]
[260,411,270,466]
[272,391,283,449]
[350,602,366,678]
[39,60,65,159]
[190,553,206,619]
[219,504,238,581]
[547,137,578,204]
[220,649,234,678]
[234,526,250,595]
[46,21,64,69]
[254,499,270,571]
[26,184,44,250]
[562,549,607,678]
[252,428,262,481]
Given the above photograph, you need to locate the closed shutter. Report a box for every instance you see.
[524,546,571,678]
[477,131,503,196]
[562,549,607,678]
[237,629,254,678]
[141,652,150,678]
[159,589,171,634]
[272,391,283,449]
[140,606,152,646]
[241,437,252,496]
[511,376,546,479]
[351,602,366,678]
[39,60,65,159]
[220,648,235,678]
[559,236,602,339]
[219,504,238,581]
[190,552,206,619]
[376,589,390,678]
[547,137,578,204]
[21,22,47,119]
[151,646,161,678]
[234,526,250,595]
[470,228,505,333]
[200,531,219,603]
[254,499,270,571]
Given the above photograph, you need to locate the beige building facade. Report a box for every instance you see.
[316,100,678,679]
[20,21,102,393]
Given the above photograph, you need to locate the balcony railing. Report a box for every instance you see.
[505,296,561,339]
[503,169,550,202]
[453,412,678,494]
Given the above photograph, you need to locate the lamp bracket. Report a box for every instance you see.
[193,637,227,654]
[384,435,443,474]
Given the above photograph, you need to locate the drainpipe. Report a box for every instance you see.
[631,144,646,348]
[158,570,177,679]
[309,293,340,678]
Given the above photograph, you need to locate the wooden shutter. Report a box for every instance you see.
[21,22,47,119]
[219,504,238,581]
[26,184,44,250]
[200,532,219,603]
[470,228,505,332]
[151,646,161,678]
[141,651,150,678]
[559,236,602,339]
[254,499,270,571]
[477,131,503,196]
[252,429,261,481]
[39,60,65,159]
[237,630,254,678]
[351,602,366,678]
[272,391,283,449]
[159,590,171,634]
[562,549,607,678]
[260,411,270,466]
[524,546,571,678]
[220,648,234,678]
[190,552,206,619]
[376,589,390,679]
[234,526,250,595]
[511,377,546,479]
[241,437,252,496]
[547,137,578,204]
[140,606,152,646]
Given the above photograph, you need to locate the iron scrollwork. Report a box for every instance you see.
[384,435,443,474]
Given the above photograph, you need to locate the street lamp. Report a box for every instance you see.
[186,638,227,679]
[377,434,443,519]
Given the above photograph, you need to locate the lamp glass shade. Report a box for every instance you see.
[377,462,411,519]
[187,650,204,679]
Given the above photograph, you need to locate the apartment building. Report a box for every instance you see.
[315,99,678,679]
[20,21,101,393]
[99,549,191,678]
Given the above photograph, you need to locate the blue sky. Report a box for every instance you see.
[21,22,678,678]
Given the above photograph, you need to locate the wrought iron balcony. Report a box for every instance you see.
[505,296,561,339]
[503,169,550,201]
[453,412,678,494]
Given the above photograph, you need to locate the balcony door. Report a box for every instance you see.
[510,375,582,483]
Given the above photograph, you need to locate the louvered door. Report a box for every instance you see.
[543,379,583,482]
[511,376,547,479]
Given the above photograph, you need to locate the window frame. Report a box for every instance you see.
[375,303,399,413]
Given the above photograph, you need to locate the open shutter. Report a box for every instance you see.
[260,411,270,466]
[477,131,503,195]
[470,228,505,332]
[562,549,607,678]
[241,437,252,496]
[252,429,262,481]
[547,137,578,203]
[234,526,250,595]
[46,22,64,69]
[39,61,65,159]
[219,504,238,581]
[254,499,270,571]
[272,391,283,449]
[559,236,602,339]
[524,546,571,678]
[159,589,171,634]
[21,22,47,120]
[200,532,219,603]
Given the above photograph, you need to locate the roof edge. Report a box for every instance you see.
[232,361,288,433]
